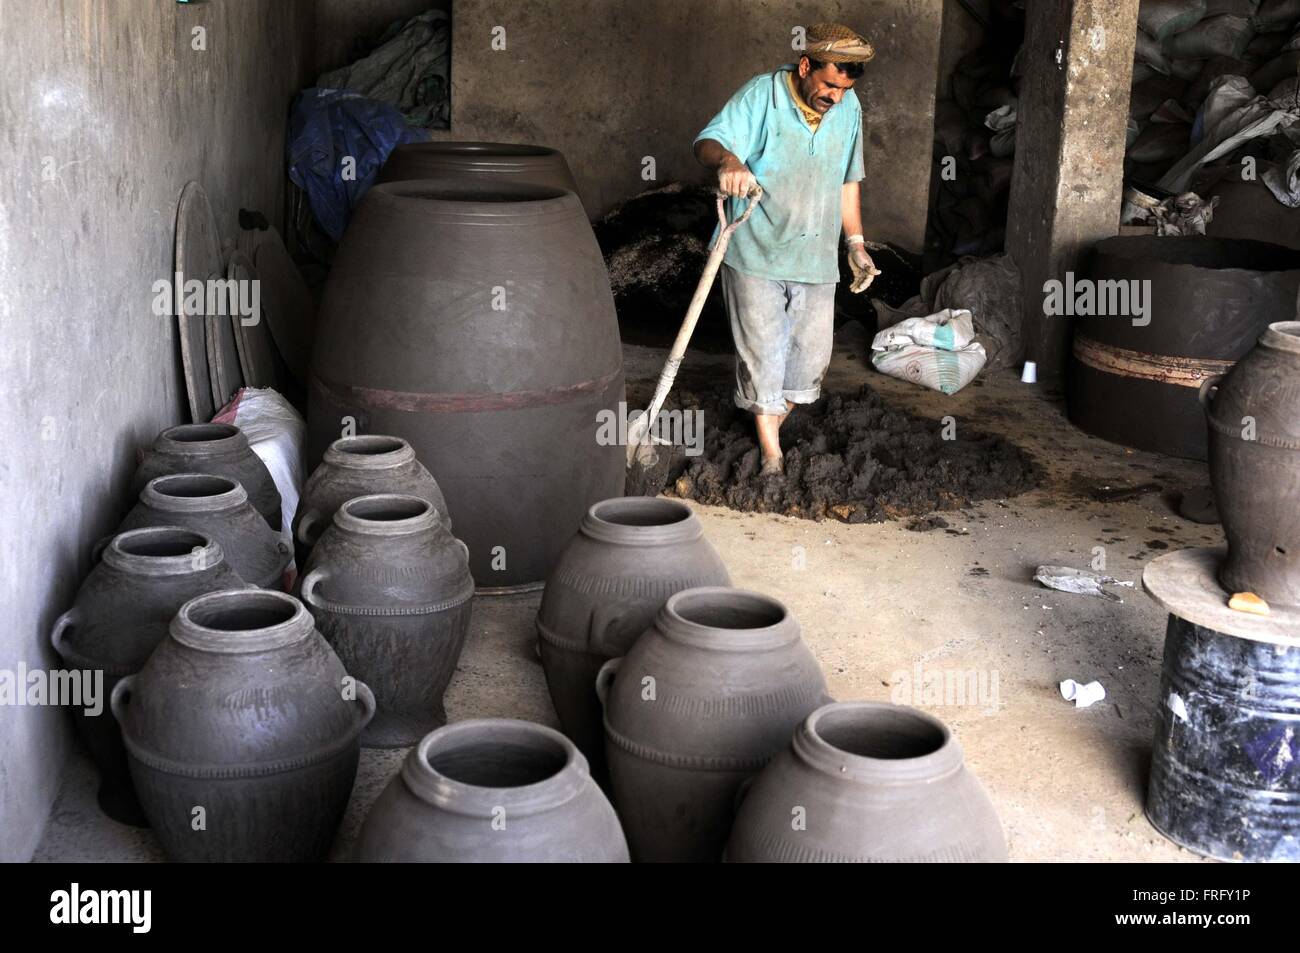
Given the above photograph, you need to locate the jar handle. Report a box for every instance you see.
[1198,374,1223,410]
[733,774,756,814]
[354,680,377,727]
[90,534,113,564]
[49,608,79,658]
[110,673,136,724]
[299,568,327,609]
[295,508,323,547]
[594,657,623,709]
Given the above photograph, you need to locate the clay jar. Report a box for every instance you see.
[725,702,1008,862]
[294,434,450,565]
[50,527,244,825]
[377,141,581,196]
[354,719,629,862]
[537,497,731,775]
[1202,321,1300,605]
[133,423,281,531]
[118,474,291,589]
[598,587,830,863]
[300,494,474,747]
[111,589,373,862]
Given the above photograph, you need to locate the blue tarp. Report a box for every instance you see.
[287,88,427,242]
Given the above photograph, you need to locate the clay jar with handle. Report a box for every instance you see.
[294,434,450,567]
[117,473,291,589]
[132,423,281,531]
[353,719,629,862]
[537,497,731,777]
[299,494,474,747]
[1201,321,1300,605]
[725,702,1008,863]
[111,589,373,862]
[597,587,830,863]
[50,527,245,826]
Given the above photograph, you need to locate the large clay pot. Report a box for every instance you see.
[307,178,625,591]
[1069,237,1300,459]
[354,719,628,862]
[378,141,580,197]
[49,527,244,825]
[111,589,373,861]
[300,494,475,747]
[725,702,1008,862]
[294,434,450,566]
[598,588,830,862]
[117,474,291,589]
[537,497,731,776]
[1202,321,1300,606]
[132,423,281,531]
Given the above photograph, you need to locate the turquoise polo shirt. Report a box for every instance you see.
[695,65,865,285]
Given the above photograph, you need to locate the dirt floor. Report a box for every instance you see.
[34,326,1222,862]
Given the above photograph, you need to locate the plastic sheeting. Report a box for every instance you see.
[286,88,427,242]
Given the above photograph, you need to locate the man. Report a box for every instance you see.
[695,22,880,476]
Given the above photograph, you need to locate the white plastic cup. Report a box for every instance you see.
[1020,360,1038,384]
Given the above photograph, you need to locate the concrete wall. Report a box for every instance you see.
[422,0,943,250]
[0,0,313,861]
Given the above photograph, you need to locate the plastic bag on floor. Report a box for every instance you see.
[871,309,987,395]
[214,388,306,582]
[1140,0,1209,40]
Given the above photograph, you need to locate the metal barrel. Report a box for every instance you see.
[1146,612,1300,862]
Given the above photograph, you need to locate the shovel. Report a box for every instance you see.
[625,185,763,470]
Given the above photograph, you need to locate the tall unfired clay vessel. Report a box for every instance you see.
[599,587,830,863]
[1202,321,1300,605]
[354,719,629,862]
[132,423,281,531]
[300,494,474,747]
[538,497,731,777]
[50,527,244,825]
[112,589,373,862]
[307,178,625,591]
[725,702,1008,862]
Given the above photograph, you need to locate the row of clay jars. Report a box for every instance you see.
[111,589,374,861]
[293,434,450,567]
[50,527,245,825]
[299,494,474,747]
[116,473,291,589]
[132,423,281,532]
[536,497,731,778]
[725,702,1008,862]
[354,719,628,862]
[1202,320,1300,606]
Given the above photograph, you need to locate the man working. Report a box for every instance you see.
[695,22,880,476]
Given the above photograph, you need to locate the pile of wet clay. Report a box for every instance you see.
[654,381,1040,523]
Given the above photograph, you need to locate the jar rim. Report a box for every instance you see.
[581,496,701,545]
[794,702,964,783]
[172,589,312,653]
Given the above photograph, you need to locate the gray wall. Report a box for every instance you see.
[412,0,943,250]
[0,0,313,861]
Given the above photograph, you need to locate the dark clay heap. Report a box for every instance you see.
[726,702,1007,862]
[132,423,282,531]
[112,589,372,862]
[354,719,628,862]
[599,587,830,862]
[537,497,731,776]
[1203,321,1300,606]
[307,178,625,589]
[300,494,475,747]
[51,527,244,825]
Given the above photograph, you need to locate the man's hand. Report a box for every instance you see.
[848,244,881,294]
[718,156,758,198]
